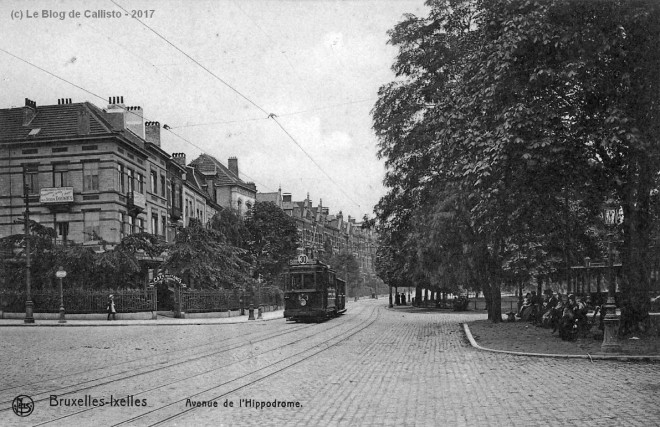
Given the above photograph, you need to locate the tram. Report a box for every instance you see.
[283,257,346,321]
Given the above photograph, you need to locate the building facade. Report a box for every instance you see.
[0,97,247,249]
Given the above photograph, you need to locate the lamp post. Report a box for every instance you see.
[23,185,34,324]
[56,267,67,323]
[584,257,591,295]
[601,207,622,353]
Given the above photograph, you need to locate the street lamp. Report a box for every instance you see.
[584,257,591,295]
[601,206,622,353]
[23,185,34,324]
[56,266,67,323]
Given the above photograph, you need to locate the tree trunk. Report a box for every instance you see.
[489,280,502,323]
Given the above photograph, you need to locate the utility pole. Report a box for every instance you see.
[24,185,34,323]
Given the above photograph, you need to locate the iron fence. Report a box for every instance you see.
[0,288,157,313]
[180,286,284,313]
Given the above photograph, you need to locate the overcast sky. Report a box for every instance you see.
[0,0,427,220]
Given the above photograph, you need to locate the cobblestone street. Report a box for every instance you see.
[2,299,658,426]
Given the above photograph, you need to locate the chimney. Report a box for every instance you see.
[228,157,238,177]
[172,152,187,166]
[77,107,90,135]
[283,193,292,203]
[22,98,37,126]
[145,121,160,146]
[106,96,126,131]
[125,106,144,138]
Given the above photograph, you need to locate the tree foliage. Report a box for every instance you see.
[374,0,660,324]
[161,218,248,289]
[244,201,299,283]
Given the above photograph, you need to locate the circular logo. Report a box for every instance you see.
[297,254,308,264]
[298,294,308,306]
[12,395,34,417]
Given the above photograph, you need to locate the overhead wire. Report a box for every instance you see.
[110,0,269,117]
[0,46,275,192]
[269,115,361,208]
[169,98,375,129]
[110,0,362,208]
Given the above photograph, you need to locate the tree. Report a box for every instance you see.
[162,218,249,289]
[92,233,165,289]
[244,202,299,284]
[327,251,360,297]
[374,0,660,324]
[209,208,248,248]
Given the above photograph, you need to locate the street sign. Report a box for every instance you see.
[297,254,308,264]
[55,269,67,278]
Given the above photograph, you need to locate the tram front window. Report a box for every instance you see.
[291,273,316,290]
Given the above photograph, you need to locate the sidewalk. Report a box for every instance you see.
[0,309,284,327]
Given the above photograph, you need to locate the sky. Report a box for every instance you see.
[0,0,428,220]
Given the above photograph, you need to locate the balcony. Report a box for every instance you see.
[127,191,146,215]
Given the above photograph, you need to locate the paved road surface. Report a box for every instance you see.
[1,299,658,426]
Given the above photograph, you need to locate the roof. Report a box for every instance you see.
[0,102,113,142]
[189,153,255,190]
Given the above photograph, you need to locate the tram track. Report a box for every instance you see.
[10,302,377,426]
[115,304,381,427]
[0,323,310,397]
[0,323,311,408]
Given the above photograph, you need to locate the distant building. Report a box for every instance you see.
[188,154,256,216]
[278,191,378,279]
[256,187,282,207]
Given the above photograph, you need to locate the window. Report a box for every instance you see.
[161,215,167,238]
[127,168,134,193]
[127,215,134,235]
[83,211,100,242]
[160,174,166,197]
[56,222,69,243]
[151,213,158,235]
[83,162,99,191]
[136,173,144,193]
[120,213,126,238]
[237,199,242,215]
[150,170,157,194]
[117,164,125,193]
[136,217,144,233]
[23,164,39,194]
[53,163,70,187]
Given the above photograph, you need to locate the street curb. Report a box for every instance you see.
[0,313,285,327]
[462,323,660,362]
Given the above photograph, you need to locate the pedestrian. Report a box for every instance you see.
[401,292,406,306]
[107,294,116,321]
